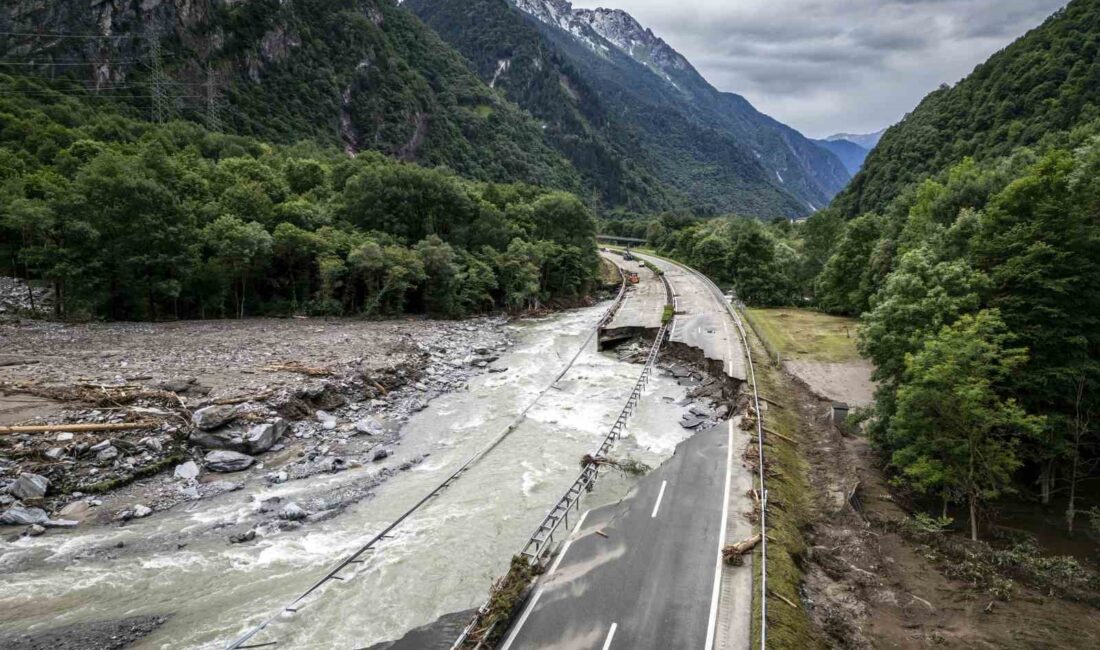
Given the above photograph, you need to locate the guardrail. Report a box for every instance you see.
[451,272,675,650]
[225,268,630,650]
[682,266,770,650]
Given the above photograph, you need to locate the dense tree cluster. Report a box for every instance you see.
[0,84,599,321]
[810,143,1100,538]
[602,213,806,307]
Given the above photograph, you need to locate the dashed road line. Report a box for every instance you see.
[650,480,668,518]
[602,622,618,650]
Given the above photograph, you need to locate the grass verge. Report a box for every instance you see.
[743,315,822,648]
[744,308,861,363]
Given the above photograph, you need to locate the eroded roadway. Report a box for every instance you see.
[599,251,665,331]
[499,254,755,650]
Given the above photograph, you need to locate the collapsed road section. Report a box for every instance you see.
[453,253,761,650]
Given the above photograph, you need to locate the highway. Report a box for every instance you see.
[497,254,756,650]
[639,253,747,382]
[599,251,665,332]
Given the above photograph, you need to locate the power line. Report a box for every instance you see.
[146,30,174,122]
[0,30,144,40]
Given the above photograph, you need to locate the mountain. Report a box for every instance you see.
[408,0,851,218]
[813,138,869,176]
[0,0,579,190]
[833,0,1100,217]
[825,130,885,150]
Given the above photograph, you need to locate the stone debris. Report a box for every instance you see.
[0,315,511,531]
[174,461,200,481]
[204,450,255,473]
[280,502,307,521]
[9,472,49,500]
[1,504,49,525]
[192,405,239,431]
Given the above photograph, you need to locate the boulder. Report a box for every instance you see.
[244,419,288,454]
[96,446,119,462]
[280,502,307,521]
[354,417,384,436]
[55,431,74,442]
[1,504,49,525]
[174,460,201,481]
[191,404,238,431]
[371,448,390,462]
[27,524,46,536]
[58,500,91,521]
[716,404,731,419]
[189,429,247,452]
[204,450,255,473]
[679,414,705,429]
[230,529,256,544]
[44,447,66,461]
[133,504,153,518]
[9,472,49,500]
[689,405,715,418]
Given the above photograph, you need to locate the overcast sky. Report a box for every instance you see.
[572,0,1067,138]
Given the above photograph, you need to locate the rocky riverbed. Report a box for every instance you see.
[0,316,512,542]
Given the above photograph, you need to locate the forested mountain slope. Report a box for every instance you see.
[0,0,579,190]
[408,0,850,218]
[834,0,1100,217]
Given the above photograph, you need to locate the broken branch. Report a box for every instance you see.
[0,421,157,434]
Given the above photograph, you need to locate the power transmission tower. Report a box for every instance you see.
[147,30,174,122]
[204,68,226,132]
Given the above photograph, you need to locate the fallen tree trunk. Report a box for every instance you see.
[0,421,157,434]
[722,533,762,566]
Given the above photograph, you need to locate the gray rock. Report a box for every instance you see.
[322,420,336,431]
[133,504,153,518]
[188,429,247,452]
[44,447,66,461]
[689,405,715,418]
[244,419,289,454]
[204,450,255,473]
[205,481,242,495]
[155,377,195,393]
[58,501,91,521]
[2,505,49,525]
[280,502,307,521]
[42,518,79,528]
[27,524,46,536]
[716,404,730,419]
[372,448,390,462]
[140,437,163,452]
[174,460,200,480]
[96,446,119,462]
[9,473,49,500]
[488,367,508,374]
[679,415,705,429]
[192,404,238,431]
[354,417,384,436]
[90,439,112,452]
[55,431,74,442]
[230,529,256,544]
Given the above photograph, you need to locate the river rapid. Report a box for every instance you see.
[0,304,692,649]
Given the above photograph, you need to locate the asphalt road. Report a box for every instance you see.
[500,419,735,650]
[599,251,665,331]
[636,253,747,382]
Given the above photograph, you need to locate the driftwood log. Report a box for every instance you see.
[722,533,762,565]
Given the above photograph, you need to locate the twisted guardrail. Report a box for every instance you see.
[451,268,675,649]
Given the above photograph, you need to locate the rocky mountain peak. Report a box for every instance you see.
[512,0,689,76]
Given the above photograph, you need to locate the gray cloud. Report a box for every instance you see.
[571,0,1067,137]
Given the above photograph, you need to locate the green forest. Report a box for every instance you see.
[0,77,600,321]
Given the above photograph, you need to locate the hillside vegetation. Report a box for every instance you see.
[0,0,580,191]
[834,0,1100,217]
[408,0,849,218]
[0,78,599,321]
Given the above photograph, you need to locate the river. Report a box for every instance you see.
[0,304,691,649]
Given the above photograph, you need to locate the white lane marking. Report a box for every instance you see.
[500,510,591,650]
[650,480,668,518]
[704,419,735,650]
[602,622,618,650]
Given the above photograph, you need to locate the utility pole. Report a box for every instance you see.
[147,29,174,122]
